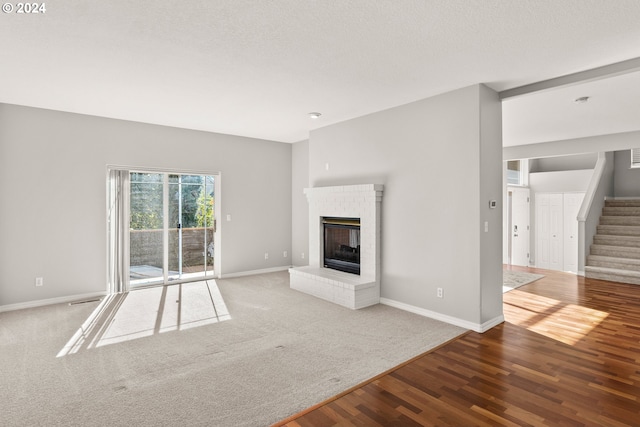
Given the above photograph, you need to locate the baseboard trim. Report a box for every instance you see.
[0,291,108,313]
[220,266,291,279]
[577,270,585,277]
[380,298,504,333]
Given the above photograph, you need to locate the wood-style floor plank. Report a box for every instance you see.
[274,266,640,426]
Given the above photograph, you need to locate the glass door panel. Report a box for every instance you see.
[168,174,181,281]
[167,174,215,281]
[203,175,215,275]
[129,173,165,286]
[179,175,206,279]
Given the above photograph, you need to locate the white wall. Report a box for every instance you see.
[291,140,309,267]
[0,104,292,307]
[503,130,640,161]
[307,84,503,330]
[614,150,640,197]
[529,169,594,193]
[529,153,597,173]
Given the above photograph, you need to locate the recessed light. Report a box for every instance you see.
[574,96,590,104]
[308,112,322,119]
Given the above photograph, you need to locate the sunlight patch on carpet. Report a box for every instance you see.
[57,280,229,357]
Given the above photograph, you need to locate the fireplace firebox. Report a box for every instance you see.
[323,217,360,275]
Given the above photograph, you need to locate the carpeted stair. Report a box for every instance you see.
[586,199,640,285]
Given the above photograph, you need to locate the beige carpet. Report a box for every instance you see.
[503,270,545,293]
[0,271,465,427]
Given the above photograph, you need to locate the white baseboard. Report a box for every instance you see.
[380,297,504,333]
[220,266,291,279]
[577,270,585,277]
[0,291,107,313]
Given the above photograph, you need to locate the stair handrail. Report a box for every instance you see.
[577,152,614,275]
[577,153,606,222]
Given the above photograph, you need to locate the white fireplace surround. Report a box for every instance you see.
[289,184,383,309]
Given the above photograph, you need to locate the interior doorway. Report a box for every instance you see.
[507,186,530,267]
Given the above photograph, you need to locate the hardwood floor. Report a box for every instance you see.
[274,266,640,426]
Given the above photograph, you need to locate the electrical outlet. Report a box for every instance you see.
[301,252,305,259]
[264,252,269,260]
[35,277,43,287]
[283,251,287,258]
[437,287,443,298]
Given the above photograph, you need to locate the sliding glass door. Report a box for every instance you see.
[126,171,216,288]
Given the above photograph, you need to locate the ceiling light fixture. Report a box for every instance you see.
[574,96,590,104]
[308,112,322,119]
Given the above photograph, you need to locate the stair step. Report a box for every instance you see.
[599,216,640,226]
[605,199,640,207]
[596,225,640,237]
[602,207,640,216]
[585,266,640,285]
[605,199,640,208]
[593,234,640,248]
[587,255,640,272]
[590,244,640,260]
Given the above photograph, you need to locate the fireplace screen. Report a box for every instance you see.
[323,217,360,275]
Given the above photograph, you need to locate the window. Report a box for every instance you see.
[631,149,640,168]
[507,160,522,185]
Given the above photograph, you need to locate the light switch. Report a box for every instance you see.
[226,214,231,222]
[484,221,489,232]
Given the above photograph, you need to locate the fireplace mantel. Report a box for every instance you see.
[289,184,383,309]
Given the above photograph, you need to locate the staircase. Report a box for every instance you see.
[585,199,640,285]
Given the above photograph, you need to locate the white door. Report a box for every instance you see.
[549,193,564,271]
[510,187,530,266]
[563,192,584,273]
[536,193,551,269]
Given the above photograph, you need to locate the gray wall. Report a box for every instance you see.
[291,140,309,267]
[503,130,640,161]
[0,104,292,306]
[529,153,597,173]
[308,84,503,328]
[529,170,593,193]
[614,150,640,197]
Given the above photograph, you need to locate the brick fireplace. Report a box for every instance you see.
[289,184,383,309]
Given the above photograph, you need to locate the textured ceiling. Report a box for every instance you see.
[1,0,640,143]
